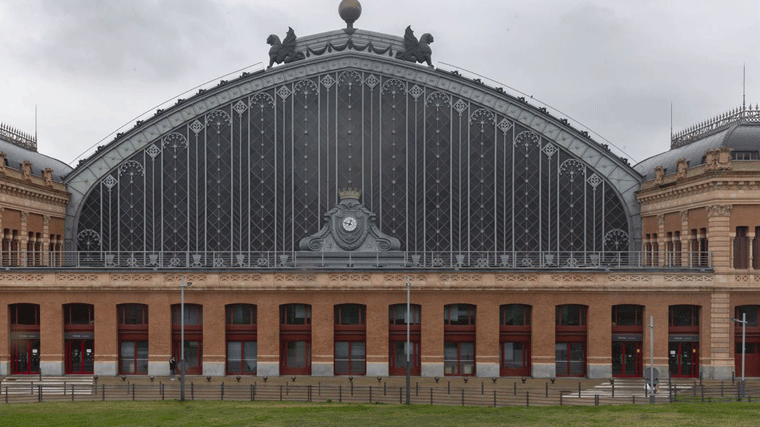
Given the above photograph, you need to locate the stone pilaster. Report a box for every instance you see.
[707,205,732,271]
[709,292,733,379]
[680,210,690,266]
[19,212,28,267]
[42,216,50,266]
[657,214,666,266]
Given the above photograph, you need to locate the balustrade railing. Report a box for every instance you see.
[1,250,712,270]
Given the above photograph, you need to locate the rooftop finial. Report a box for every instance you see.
[339,0,362,35]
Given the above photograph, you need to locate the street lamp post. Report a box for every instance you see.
[731,312,747,399]
[180,276,193,402]
[405,274,411,405]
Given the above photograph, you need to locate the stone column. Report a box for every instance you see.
[42,216,50,267]
[708,292,732,379]
[749,230,755,271]
[657,214,666,266]
[94,302,117,376]
[680,210,691,267]
[19,212,28,267]
[707,205,732,271]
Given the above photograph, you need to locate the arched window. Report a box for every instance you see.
[444,304,476,376]
[500,304,531,376]
[555,304,587,377]
[226,304,257,375]
[334,304,366,375]
[389,304,421,376]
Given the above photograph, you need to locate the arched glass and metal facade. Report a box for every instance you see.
[66,36,641,266]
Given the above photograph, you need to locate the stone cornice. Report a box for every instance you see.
[0,176,70,207]
[637,174,760,206]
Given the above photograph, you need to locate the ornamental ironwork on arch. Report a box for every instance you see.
[74,69,629,256]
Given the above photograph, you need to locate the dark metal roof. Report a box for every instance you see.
[0,137,72,181]
[635,121,760,180]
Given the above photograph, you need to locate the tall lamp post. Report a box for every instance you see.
[731,312,747,399]
[180,276,193,402]
[405,274,411,405]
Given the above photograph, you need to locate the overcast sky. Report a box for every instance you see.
[1,0,758,168]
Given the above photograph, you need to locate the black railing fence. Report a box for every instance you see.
[2,379,759,407]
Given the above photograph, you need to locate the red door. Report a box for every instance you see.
[172,340,203,375]
[735,341,760,377]
[11,339,40,374]
[389,339,420,376]
[280,338,311,375]
[65,339,94,374]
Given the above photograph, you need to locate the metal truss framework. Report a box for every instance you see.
[71,61,634,257]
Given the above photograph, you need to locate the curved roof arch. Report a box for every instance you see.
[64,28,642,250]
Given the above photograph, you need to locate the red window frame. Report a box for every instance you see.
[10,303,40,329]
[668,305,700,333]
[280,304,312,375]
[226,304,257,375]
[389,304,421,376]
[611,304,643,333]
[64,303,94,328]
[500,304,531,376]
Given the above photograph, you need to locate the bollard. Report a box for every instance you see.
[161,383,165,400]
[578,382,581,398]
[633,395,635,404]
[513,381,516,396]
[63,382,66,396]
[132,384,135,401]
[253,384,257,401]
[481,382,484,395]
[102,384,105,401]
[38,385,42,402]
[430,387,433,405]
[221,382,225,401]
[369,386,372,403]
[280,385,283,401]
[319,382,321,397]
[399,387,403,404]
[612,381,615,398]
[721,381,724,397]
[526,391,529,407]
[545,382,548,397]
[448,381,451,395]
[191,382,195,401]
[339,385,342,403]
[595,394,599,406]
[72,385,75,402]
[560,392,563,406]
[286,382,289,396]
[250,384,254,401]
[308,385,312,403]
[493,390,497,407]
[461,389,465,406]
[416,381,419,397]
[701,385,704,402]
[351,381,353,396]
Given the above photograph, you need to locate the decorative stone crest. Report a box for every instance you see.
[706,204,732,217]
[299,188,401,252]
[22,161,32,180]
[676,158,688,180]
[653,166,665,185]
[44,168,54,187]
[396,26,434,67]
[703,147,732,171]
[267,27,305,69]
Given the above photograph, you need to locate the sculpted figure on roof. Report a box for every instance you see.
[267,27,305,69]
[396,26,434,67]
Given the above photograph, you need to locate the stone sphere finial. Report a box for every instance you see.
[339,0,362,31]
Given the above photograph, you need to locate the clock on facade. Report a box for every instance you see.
[342,216,357,231]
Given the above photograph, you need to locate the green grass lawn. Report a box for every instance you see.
[1,401,759,426]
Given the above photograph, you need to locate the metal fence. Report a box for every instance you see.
[2,379,756,407]
[26,250,712,270]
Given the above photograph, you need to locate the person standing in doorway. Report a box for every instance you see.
[169,356,177,380]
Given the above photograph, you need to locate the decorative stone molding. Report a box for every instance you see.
[384,273,426,283]
[329,273,371,283]
[676,158,688,180]
[680,210,689,223]
[657,214,665,226]
[706,204,732,218]
[219,273,263,283]
[495,273,537,283]
[43,215,50,226]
